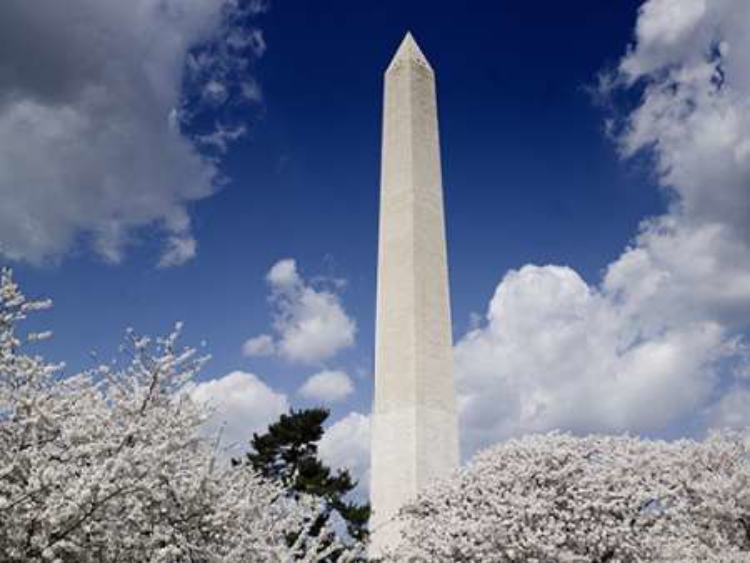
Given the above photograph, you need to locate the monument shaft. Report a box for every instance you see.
[370,33,459,553]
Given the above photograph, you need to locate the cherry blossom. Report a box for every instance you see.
[392,431,750,561]
[0,269,362,562]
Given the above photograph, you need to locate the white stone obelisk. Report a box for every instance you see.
[370,32,459,555]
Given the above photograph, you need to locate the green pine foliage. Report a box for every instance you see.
[235,408,370,544]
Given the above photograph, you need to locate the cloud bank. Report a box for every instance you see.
[0,0,265,266]
[455,0,750,456]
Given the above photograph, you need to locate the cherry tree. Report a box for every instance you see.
[391,432,750,562]
[0,269,362,562]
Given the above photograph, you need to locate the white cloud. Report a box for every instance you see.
[298,370,354,403]
[456,0,750,456]
[242,334,276,357]
[707,388,750,429]
[158,235,198,268]
[190,371,288,456]
[621,0,707,77]
[319,412,371,500]
[195,124,247,154]
[267,258,300,288]
[0,0,264,266]
[243,259,356,364]
[455,266,727,455]
[202,80,229,105]
[241,79,264,103]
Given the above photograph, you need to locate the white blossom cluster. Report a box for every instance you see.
[392,432,750,562]
[0,269,362,562]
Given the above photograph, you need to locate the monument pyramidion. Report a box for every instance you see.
[370,32,459,555]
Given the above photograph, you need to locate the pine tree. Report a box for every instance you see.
[235,407,370,544]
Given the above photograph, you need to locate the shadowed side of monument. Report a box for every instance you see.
[370,32,459,556]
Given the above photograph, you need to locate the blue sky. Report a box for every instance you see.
[2,0,749,485]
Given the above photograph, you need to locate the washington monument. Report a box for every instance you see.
[370,33,459,554]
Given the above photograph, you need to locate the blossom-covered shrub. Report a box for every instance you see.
[392,432,750,562]
[0,269,362,562]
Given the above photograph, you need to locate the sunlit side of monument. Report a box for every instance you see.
[370,32,459,556]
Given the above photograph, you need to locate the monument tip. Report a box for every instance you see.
[387,31,432,72]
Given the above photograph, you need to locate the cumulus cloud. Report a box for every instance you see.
[298,370,354,403]
[243,259,356,364]
[455,266,727,455]
[456,0,750,456]
[190,370,288,456]
[319,412,371,500]
[267,259,300,288]
[0,0,265,266]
